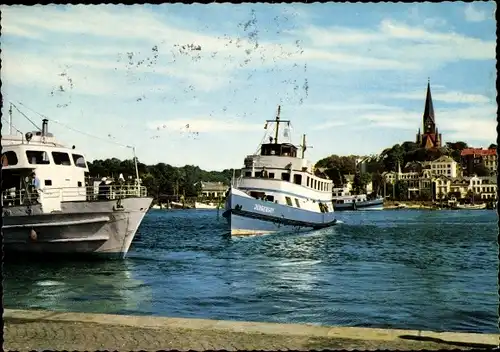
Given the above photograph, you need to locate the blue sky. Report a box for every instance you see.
[1,2,496,170]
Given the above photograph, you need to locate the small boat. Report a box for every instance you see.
[1,104,153,259]
[194,201,217,209]
[332,188,384,211]
[223,105,337,236]
[454,203,487,210]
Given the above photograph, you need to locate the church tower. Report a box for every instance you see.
[416,79,442,149]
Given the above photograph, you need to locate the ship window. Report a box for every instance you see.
[44,179,52,186]
[245,171,251,177]
[1,151,18,166]
[250,191,266,199]
[52,152,72,166]
[307,176,310,187]
[72,154,87,168]
[281,173,290,182]
[255,171,262,177]
[269,172,275,179]
[285,196,293,206]
[294,198,300,207]
[293,174,302,185]
[265,195,275,202]
[78,181,82,187]
[314,179,317,189]
[26,150,50,164]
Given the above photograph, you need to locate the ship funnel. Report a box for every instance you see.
[42,119,49,136]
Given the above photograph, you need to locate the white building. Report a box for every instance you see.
[429,156,459,178]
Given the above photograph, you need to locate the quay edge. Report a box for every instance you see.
[3,309,498,350]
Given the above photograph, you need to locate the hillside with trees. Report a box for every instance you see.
[315,140,491,197]
[87,158,239,199]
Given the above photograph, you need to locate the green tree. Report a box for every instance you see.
[472,162,490,177]
[394,180,408,200]
[418,189,432,201]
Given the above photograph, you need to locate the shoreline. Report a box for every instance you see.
[4,309,498,350]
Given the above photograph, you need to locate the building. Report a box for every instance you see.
[428,155,459,178]
[469,175,497,200]
[460,147,497,176]
[416,80,442,149]
[196,181,228,199]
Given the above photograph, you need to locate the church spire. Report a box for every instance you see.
[423,77,435,125]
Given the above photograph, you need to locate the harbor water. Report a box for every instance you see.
[4,209,498,334]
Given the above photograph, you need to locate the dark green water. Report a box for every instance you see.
[3,209,498,333]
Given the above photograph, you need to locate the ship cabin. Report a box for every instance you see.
[236,141,334,213]
[1,127,90,209]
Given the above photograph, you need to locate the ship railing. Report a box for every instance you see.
[1,185,148,206]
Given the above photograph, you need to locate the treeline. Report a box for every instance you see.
[87,158,239,199]
[315,141,496,198]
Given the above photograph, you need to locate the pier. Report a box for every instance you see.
[4,309,498,350]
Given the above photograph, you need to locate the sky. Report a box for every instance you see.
[1,2,497,171]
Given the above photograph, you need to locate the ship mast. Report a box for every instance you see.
[9,103,13,135]
[265,105,290,144]
[300,134,313,159]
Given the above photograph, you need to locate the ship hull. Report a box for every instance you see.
[333,198,384,211]
[223,187,337,236]
[2,197,153,259]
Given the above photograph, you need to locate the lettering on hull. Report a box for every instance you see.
[253,204,275,214]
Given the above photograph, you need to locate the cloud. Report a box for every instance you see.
[147,118,263,134]
[391,90,492,104]
[296,19,495,69]
[464,3,487,22]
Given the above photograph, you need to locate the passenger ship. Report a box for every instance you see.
[1,107,153,259]
[223,106,337,236]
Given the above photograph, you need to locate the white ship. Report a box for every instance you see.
[1,106,152,259]
[223,105,337,236]
[332,187,384,211]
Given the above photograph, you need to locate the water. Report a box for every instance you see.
[4,209,498,333]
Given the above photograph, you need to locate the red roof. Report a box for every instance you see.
[460,148,497,157]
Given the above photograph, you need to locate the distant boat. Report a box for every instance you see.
[223,105,337,236]
[332,188,384,211]
[194,201,217,209]
[454,203,487,210]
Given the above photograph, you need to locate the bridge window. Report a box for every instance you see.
[269,172,275,179]
[245,171,251,177]
[307,176,310,187]
[1,151,18,166]
[78,181,83,187]
[52,152,72,166]
[26,150,50,164]
[281,173,290,182]
[293,174,302,185]
[313,179,317,189]
[265,195,275,202]
[44,179,52,186]
[285,196,293,206]
[72,154,87,168]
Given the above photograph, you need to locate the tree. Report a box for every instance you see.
[352,173,372,195]
[394,180,408,200]
[418,189,432,201]
[472,162,490,177]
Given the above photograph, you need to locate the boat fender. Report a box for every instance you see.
[29,229,37,241]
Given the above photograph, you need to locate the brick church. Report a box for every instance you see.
[416,80,442,149]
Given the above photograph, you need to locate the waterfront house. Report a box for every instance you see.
[461,147,497,176]
[196,181,228,199]
[429,155,460,178]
